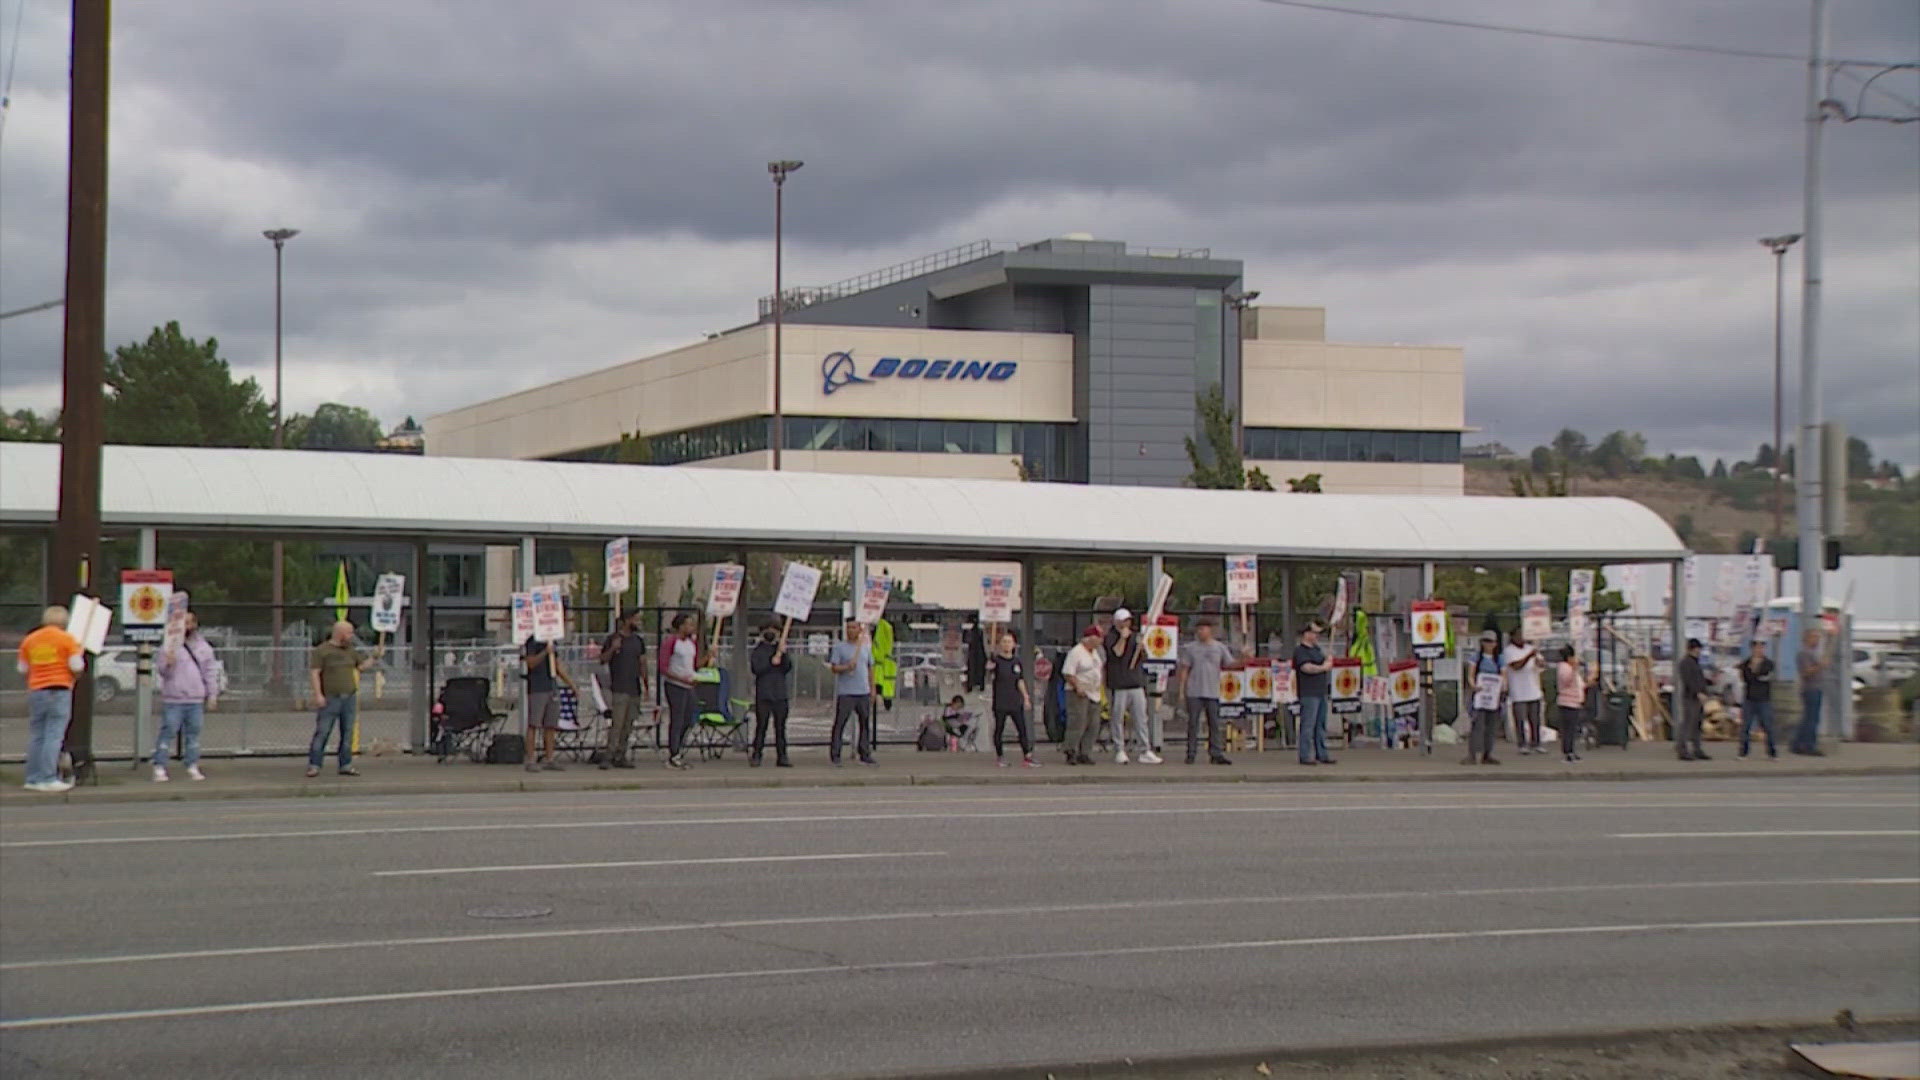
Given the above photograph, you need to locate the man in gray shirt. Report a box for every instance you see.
[1177,619,1241,766]
[829,619,877,766]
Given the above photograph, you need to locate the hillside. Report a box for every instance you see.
[1465,459,1918,556]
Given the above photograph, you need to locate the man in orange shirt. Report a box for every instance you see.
[16,606,84,793]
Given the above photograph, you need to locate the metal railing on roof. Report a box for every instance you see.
[755,239,1217,316]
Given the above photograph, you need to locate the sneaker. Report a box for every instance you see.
[27,779,74,793]
[1139,751,1163,765]
[749,754,763,768]
[186,765,206,782]
[997,757,1010,768]
[1022,755,1041,769]
[1694,752,1713,761]
[1481,756,1501,765]
[525,760,542,773]
[338,766,360,777]
[152,766,169,783]
[1211,756,1233,766]
[1318,758,1337,766]
[1459,756,1476,766]
[776,758,793,768]
[304,766,321,778]
[1115,750,1130,765]
[541,760,564,772]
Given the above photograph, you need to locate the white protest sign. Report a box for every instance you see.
[857,575,892,626]
[370,573,406,634]
[1225,555,1259,606]
[1409,599,1448,661]
[66,594,112,655]
[510,591,535,643]
[162,591,191,656]
[530,584,566,642]
[1472,672,1504,712]
[604,538,630,596]
[979,573,1014,624]
[1568,569,1595,643]
[706,564,745,618]
[774,562,823,622]
[1520,593,1551,641]
[1329,576,1349,630]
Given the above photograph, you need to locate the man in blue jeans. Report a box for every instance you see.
[306,620,380,778]
[1790,628,1827,756]
[1736,640,1777,759]
[1292,622,1335,766]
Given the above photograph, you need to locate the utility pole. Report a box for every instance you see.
[264,228,298,691]
[1759,233,1800,543]
[767,160,802,471]
[51,0,111,785]
[1796,0,1828,626]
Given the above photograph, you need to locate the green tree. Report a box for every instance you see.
[285,403,384,450]
[1,408,59,441]
[1286,473,1323,493]
[1753,442,1776,470]
[1245,466,1275,491]
[104,322,272,447]
[1710,458,1729,480]
[1671,455,1706,481]
[1183,385,1249,489]
[1528,446,1555,474]
[1589,430,1647,478]
[1674,513,1697,547]
[1846,436,1875,479]
[1551,428,1590,467]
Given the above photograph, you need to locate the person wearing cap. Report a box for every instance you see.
[1177,617,1241,765]
[1675,637,1711,761]
[1503,627,1545,755]
[1292,621,1336,766]
[598,607,649,769]
[1103,608,1158,764]
[1060,623,1106,765]
[749,621,794,767]
[829,618,878,766]
[1464,630,1505,766]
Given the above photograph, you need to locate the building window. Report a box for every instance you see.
[1243,428,1461,465]
[554,415,1082,479]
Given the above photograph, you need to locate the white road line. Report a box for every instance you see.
[8,800,1911,848]
[371,850,945,877]
[1613,829,1920,839]
[6,877,1913,972]
[5,916,1913,1031]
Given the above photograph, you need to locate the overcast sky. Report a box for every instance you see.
[1,0,1915,466]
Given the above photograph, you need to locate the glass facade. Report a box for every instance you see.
[1242,428,1461,465]
[555,415,1082,481]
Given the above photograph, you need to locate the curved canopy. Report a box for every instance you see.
[0,443,1683,563]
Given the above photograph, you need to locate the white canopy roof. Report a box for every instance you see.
[0,443,1684,563]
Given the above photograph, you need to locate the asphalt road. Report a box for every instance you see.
[2,778,1916,1079]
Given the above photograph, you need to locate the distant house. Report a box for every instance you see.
[377,416,425,454]
[1462,441,1515,461]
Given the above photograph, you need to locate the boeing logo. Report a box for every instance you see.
[821,351,1018,395]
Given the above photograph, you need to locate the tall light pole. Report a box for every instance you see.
[1796,0,1828,628]
[263,228,298,688]
[767,160,802,471]
[1759,233,1800,543]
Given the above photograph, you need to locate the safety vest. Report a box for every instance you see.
[873,617,898,699]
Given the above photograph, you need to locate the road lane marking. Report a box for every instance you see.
[6,877,1914,972]
[1612,830,1920,839]
[10,800,1915,848]
[5,916,1913,1030]
[372,850,946,877]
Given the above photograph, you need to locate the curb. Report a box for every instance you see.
[5,762,1915,806]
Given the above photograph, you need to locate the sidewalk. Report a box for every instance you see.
[5,741,1916,805]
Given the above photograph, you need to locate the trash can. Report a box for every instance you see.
[1592,692,1634,747]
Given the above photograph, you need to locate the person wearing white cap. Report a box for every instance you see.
[1102,608,1159,764]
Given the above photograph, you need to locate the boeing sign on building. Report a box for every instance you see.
[821,351,1017,395]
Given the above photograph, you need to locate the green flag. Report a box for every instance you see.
[333,562,350,623]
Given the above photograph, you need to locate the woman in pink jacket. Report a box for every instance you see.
[153,612,220,781]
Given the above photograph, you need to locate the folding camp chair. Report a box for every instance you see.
[432,676,507,763]
[552,680,607,762]
[685,667,752,760]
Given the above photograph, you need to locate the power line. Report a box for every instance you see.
[1250,0,1912,68]
[0,0,25,144]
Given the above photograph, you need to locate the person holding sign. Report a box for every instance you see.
[522,637,576,772]
[17,606,83,792]
[749,622,794,767]
[1177,619,1239,766]
[153,610,220,782]
[1292,622,1335,766]
[1503,628,1545,755]
[1555,645,1589,763]
[1463,630,1504,766]
[988,631,1040,768]
[1675,637,1711,762]
[829,619,878,766]
[1103,609,1158,765]
[1060,625,1106,765]
[663,612,701,770]
[307,621,381,778]
[597,608,648,769]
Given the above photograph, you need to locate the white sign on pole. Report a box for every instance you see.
[774,562,823,622]
[370,573,406,634]
[1329,576,1349,629]
[162,591,191,655]
[979,573,1014,624]
[1225,555,1259,606]
[530,584,566,642]
[1520,592,1551,641]
[1568,569,1595,644]
[706,564,745,618]
[66,594,112,655]
[1743,555,1768,605]
[857,576,892,626]
[1713,560,1737,607]
[510,591,535,643]
[119,570,172,644]
[604,538,630,596]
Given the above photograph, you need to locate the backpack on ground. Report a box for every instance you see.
[485,732,526,765]
[916,718,947,752]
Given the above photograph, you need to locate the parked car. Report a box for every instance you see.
[92,648,139,703]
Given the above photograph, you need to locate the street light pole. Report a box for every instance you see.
[1759,233,1801,544]
[263,228,298,689]
[767,160,802,471]
[1796,0,1829,627]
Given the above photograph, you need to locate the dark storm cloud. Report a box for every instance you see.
[0,0,1914,466]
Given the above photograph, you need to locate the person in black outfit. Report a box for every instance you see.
[1675,637,1712,761]
[1736,640,1777,759]
[597,608,648,769]
[749,623,794,767]
[964,620,988,693]
[988,631,1039,768]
